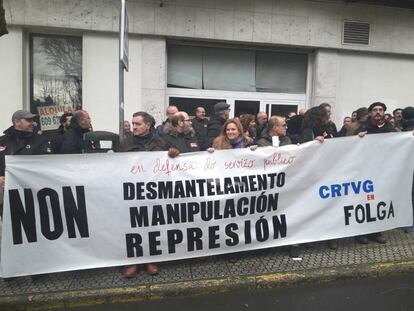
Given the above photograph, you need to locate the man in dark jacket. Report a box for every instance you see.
[402,107,414,132]
[255,111,268,139]
[287,108,307,144]
[337,116,352,137]
[320,103,338,137]
[156,105,178,138]
[0,110,52,216]
[164,112,200,155]
[118,111,167,278]
[118,112,167,152]
[206,102,230,147]
[50,112,73,154]
[257,116,292,147]
[402,107,414,233]
[60,110,92,154]
[357,102,395,244]
[358,102,396,136]
[191,107,208,150]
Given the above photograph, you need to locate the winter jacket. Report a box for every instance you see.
[360,122,396,134]
[163,125,200,153]
[191,117,208,150]
[60,123,90,154]
[118,132,167,152]
[206,115,226,147]
[0,126,52,176]
[256,134,292,147]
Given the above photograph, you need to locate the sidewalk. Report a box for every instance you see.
[1,229,414,310]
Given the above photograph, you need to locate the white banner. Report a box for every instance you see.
[1,133,413,277]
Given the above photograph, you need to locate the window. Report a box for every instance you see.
[167,44,307,94]
[30,34,82,131]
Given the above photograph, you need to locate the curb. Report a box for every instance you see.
[1,259,414,310]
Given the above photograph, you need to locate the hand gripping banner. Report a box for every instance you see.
[1,133,413,277]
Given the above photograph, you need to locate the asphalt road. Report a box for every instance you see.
[71,272,414,311]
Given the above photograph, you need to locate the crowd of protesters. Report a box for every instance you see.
[1,101,414,278]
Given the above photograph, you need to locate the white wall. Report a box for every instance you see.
[82,32,143,133]
[336,51,414,123]
[6,0,414,56]
[311,49,414,126]
[0,27,24,130]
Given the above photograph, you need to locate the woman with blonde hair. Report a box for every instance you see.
[209,118,255,263]
[212,118,253,150]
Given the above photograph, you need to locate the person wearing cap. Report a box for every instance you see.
[356,102,396,245]
[358,102,395,136]
[346,107,369,136]
[59,110,92,154]
[206,101,230,147]
[0,110,52,217]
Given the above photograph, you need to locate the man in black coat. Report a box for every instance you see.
[191,106,208,150]
[155,105,178,138]
[256,116,292,147]
[50,112,73,154]
[118,111,167,278]
[357,102,395,245]
[402,107,414,234]
[206,102,230,147]
[118,112,167,152]
[0,110,52,216]
[358,102,396,136]
[60,110,92,154]
[163,111,200,155]
[255,111,268,139]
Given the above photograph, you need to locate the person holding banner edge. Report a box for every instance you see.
[118,111,167,277]
[163,111,200,156]
[207,118,257,262]
[300,106,340,250]
[210,118,255,150]
[59,110,93,154]
[255,116,303,257]
[356,102,396,244]
[401,107,414,233]
[0,110,53,218]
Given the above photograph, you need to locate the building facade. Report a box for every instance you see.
[1,0,414,133]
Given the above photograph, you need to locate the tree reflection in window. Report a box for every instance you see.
[31,34,82,130]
